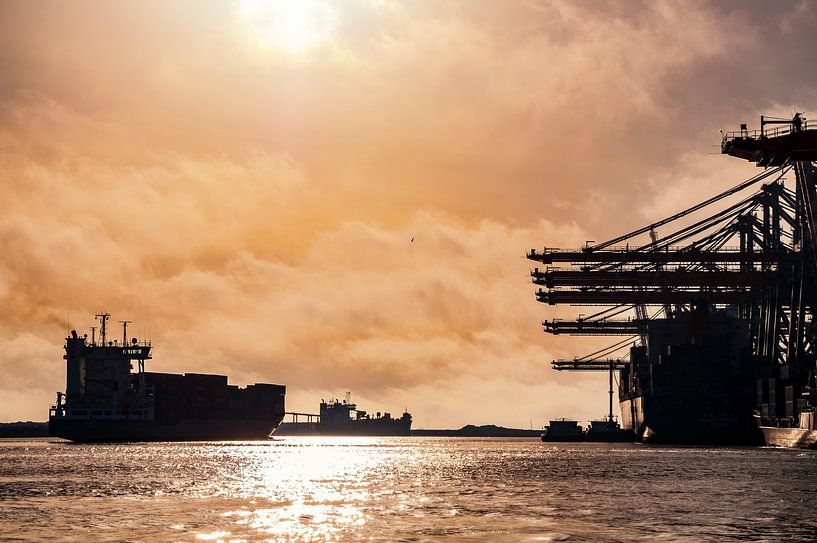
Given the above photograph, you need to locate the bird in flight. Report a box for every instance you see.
[411,237,414,243]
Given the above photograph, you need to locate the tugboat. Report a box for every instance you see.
[585,362,635,442]
[273,393,412,436]
[585,416,635,442]
[541,419,585,442]
[48,313,286,442]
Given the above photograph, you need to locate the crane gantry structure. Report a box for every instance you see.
[527,113,817,439]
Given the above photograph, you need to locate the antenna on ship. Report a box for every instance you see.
[95,312,111,346]
[119,320,131,347]
[90,326,96,346]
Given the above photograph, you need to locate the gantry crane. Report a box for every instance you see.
[529,113,817,437]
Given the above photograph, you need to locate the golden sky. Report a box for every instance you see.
[1,0,814,426]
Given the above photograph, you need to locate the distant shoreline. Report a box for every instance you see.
[1,422,541,439]
[412,425,540,438]
[0,422,50,438]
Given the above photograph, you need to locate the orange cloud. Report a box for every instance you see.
[1,0,816,426]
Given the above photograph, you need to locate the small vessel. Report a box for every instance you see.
[48,313,286,442]
[541,419,585,442]
[585,416,635,442]
[274,394,412,436]
[754,360,817,449]
[755,411,817,449]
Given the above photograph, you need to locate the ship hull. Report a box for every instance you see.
[755,414,817,449]
[620,397,763,445]
[48,416,283,443]
[615,311,766,446]
[273,420,411,437]
[759,426,817,449]
[585,433,635,443]
[540,434,585,442]
[585,429,636,442]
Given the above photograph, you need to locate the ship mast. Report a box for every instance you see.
[119,320,131,347]
[96,312,110,346]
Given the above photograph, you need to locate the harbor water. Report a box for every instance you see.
[1,437,816,542]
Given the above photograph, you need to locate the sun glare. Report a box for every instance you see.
[235,0,337,54]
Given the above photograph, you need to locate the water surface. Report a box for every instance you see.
[1,437,815,542]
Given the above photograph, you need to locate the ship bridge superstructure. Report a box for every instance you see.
[51,312,154,422]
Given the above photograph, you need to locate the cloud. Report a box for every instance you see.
[1,0,816,425]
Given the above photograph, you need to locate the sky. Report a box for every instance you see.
[1,0,816,426]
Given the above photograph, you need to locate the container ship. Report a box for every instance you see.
[273,394,412,436]
[618,304,764,444]
[48,313,286,442]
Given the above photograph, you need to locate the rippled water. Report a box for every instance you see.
[1,437,816,542]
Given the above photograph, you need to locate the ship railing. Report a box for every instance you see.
[759,415,799,428]
[49,408,153,420]
[284,412,321,424]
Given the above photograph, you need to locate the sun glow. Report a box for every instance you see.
[235,0,337,54]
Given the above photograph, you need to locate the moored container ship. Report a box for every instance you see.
[48,313,286,442]
[618,304,764,445]
[274,394,412,436]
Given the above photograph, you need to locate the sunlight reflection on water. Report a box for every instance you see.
[198,437,386,542]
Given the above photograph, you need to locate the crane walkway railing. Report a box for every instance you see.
[723,119,815,143]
